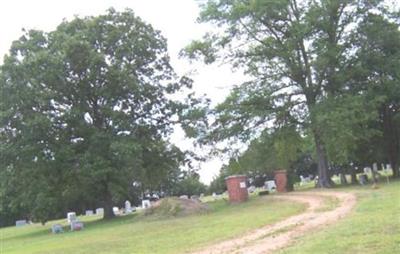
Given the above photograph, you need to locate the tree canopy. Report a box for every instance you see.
[184,0,400,187]
[0,9,192,224]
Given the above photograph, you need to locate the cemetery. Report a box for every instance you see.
[0,1,399,253]
[1,175,399,254]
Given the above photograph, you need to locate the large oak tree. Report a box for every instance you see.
[0,9,190,223]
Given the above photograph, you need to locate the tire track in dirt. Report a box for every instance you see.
[190,191,356,254]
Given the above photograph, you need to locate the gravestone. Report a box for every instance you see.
[67,212,77,224]
[15,220,27,227]
[359,174,368,185]
[191,195,200,201]
[247,185,256,193]
[179,195,189,199]
[363,167,372,175]
[300,175,311,186]
[265,180,277,192]
[113,207,120,215]
[70,221,84,231]
[212,193,222,200]
[142,199,151,209]
[96,208,104,215]
[85,210,94,216]
[125,200,132,214]
[51,224,64,234]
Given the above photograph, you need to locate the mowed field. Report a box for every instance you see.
[279,180,400,254]
[1,195,305,254]
[1,180,399,254]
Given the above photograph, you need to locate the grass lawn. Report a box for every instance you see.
[0,195,305,254]
[279,180,400,254]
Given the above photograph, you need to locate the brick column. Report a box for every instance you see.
[274,170,287,192]
[225,175,248,203]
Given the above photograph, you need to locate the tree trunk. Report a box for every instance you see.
[340,172,347,185]
[313,129,333,188]
[350,167,357,184]
[382,105,399,178]
[371,164,378,185]
[103,201,115,219]
[392,162,399,178]
[102,185,115,220]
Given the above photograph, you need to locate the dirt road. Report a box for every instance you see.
[190,191,357,254]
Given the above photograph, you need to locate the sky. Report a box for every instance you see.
[0,0,247,184]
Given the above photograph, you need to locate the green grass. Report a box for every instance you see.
[279,180,400,254]
[3,180,398,254]
[1,195,305,254]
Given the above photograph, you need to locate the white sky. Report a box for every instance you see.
[0,0,247,184]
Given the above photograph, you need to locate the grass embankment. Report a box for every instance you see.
[1,195,305,254]
[280,180,400,254]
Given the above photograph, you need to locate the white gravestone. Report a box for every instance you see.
[113,207,120,215]
[364,167,372,174]
[15,220,27,227]
[85,210,94,216]
[67,212,77,224]
[265,180,277,192]
[96,208,104,215]
[125,200,132,214]
[142,199,151,209]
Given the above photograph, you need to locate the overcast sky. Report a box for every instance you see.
[0,0,248,184]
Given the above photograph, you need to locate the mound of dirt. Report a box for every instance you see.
[145,197,209,217]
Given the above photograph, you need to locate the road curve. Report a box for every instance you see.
[190,191,357,254]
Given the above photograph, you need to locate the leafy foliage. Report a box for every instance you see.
[183,0,398,187]
[171,172,207,197]
[0,9,191,224]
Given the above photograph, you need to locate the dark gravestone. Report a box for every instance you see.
[359,174,368,185]
[51,224,64,234]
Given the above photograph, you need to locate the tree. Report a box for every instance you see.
[351,14,400,177]
[184,0,389,187]
[0,9,191,223]
[207,173,227,195]
[172,171,207,197]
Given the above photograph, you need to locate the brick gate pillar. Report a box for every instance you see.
[225,175,248,203]
[274,170,288,192]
